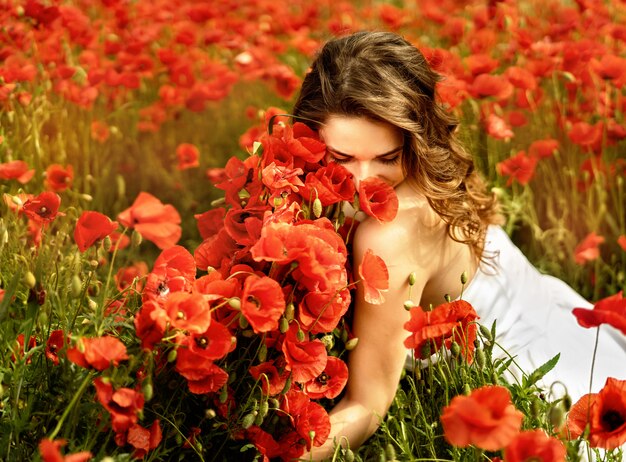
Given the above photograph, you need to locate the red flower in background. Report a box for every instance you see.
[241,275,286,333]
[117,192,182,249]
[67,336,129,371]
[358,177,399,223]
[143,246,197,301]
[618,235,626,251]
[45,329,66,365]
[125,420,162,459]
[441,385,523,451]
[115,261,149,292]
[74,211,118,252]
[298,288,351,334]
[573,291,626,335]
[22,191,62,223]
[573,231,605,265]
[39,438,92,462]
[45,164,74,191]
[529,139,559,159]
[568,121,604,154]
[304,356,348,399]
[194,208,226,240]
[176,143,200,170]
[90,120,110,143]
[504,430,566,462]
[468,74,513,101]
[282,388,331,451]
[249,359,290,396]
[0,160,35,184]
[484,113,514,140]
[497,151,538,186]
[94,378,145,433]
[566,377,626,449]
[358,249,389,304]
[404,300,479,362]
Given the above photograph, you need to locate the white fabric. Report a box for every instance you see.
[407,225,626,401]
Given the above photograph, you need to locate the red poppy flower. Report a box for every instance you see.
[468,74,514,101]
[176,143,200,170]
[504,66,538,90]
[484,113,514,140]
[74,211,119,252]
[214,155,261,208]
[94,377,145,433]
[619,235,626,251]
[0,160,35,184]
[573,231,605,265]
[176,321,233,369]
[45,329,66,365]
[441,385,523,451]
[404,300,479,362]
[90,120,110,143]
[304,356,348,399]
[39,438,92,462]
[504,430,566,462]
[67,336,129,371]
[261,162,305,194]
[224,206,266,247]
[194,228,239,273]
[108,231,130,252]
[566,377,626,449]
[22,191,62,224]
[165,292,211,334]
[497,151,538,186]
[529,139,559,159]
[591,54,626,87]
[178,360,229,395]
[194,208,225,240]
[249,360,290,396]
[282,325,328,383]
[12,334,36,363]
[300,162,356,206]
[143,245,197,302]
[117,192,182,250]
[133,299,169,349]
[241,275,286,333]
[358,248,389,305]
[282,389,331,451]
[358,177,399,223]
[45,164,74,191]
[115,261,149,292]
[298,288,351,334]
[572,291,626,335]
[464,54,499,76]
[126,420,162,459]
[568,121,604,153]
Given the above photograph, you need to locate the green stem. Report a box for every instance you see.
[48,372,94,440]
[588,327,600,395]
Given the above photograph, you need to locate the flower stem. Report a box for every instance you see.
[48,372,94,440]
[588,326,600,395]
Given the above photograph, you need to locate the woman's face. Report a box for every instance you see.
[319,115,406,188]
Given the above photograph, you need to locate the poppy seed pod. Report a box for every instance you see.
[475,348,485,369]
[312,197,323,218]
[460,271,468,285]
[408,272,417,286]
[404,300,415,310]
[345,337,359,350]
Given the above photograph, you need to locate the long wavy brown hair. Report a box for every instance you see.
[292,30,502,260]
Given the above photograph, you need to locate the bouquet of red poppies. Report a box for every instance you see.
[52,118,392,460]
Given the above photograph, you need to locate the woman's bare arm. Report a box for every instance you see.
[303,216,430,460]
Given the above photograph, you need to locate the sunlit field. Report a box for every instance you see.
[1,0,625,460]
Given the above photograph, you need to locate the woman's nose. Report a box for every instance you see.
[352,161,371,188]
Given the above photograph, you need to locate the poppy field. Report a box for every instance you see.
[1,0,626,461]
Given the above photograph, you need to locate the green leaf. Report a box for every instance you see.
[525,353,560,387]
[0,269,22,322]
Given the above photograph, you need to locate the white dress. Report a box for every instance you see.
[408,225,626,400]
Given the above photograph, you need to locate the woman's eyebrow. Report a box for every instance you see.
[326,145,404,158]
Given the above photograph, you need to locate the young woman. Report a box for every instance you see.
[291,31,626,459]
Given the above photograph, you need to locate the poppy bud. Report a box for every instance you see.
[81,194,93,202]
[273,197,283,208]
[385,444,396,461]
[562,394,572,412]
[228,297,241,310]
[345,337,359,350]
[460,271,468,285]
[241,412,256,429]
[219,386,228,403]
[308,430,316,443]
[205,409,216,419]
[408,272,417,286]
[254,410,264,426]
[450,341,461,358]
[475,348,486,369]
[296,328,305,342]
[530,398,541,418]
[210,197,225,207]
[23,271,36,289]
[259,400,269,418]
[548,404,564,428]
[479,325,492,342]
[280,376,292,394]
[252,141,263,155]
[103,235,112,252]
[279,317,289,333]
[87,298,97,311]
[238,314,249,329]
[344,448,355,462]
[320,334,334,351]
[269,398,280,409]
[258,343,267,362]
[116,174,126,199]
[131,230,142,247]
[142,382,153,402]
[70,275,82,299]
[444,293,451,303]
[463,383,472,396]
[285,303,295,321]
[167,349,177,363]
[89,259,99,269]
[312,198,323,218]
[403,300,415,310]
